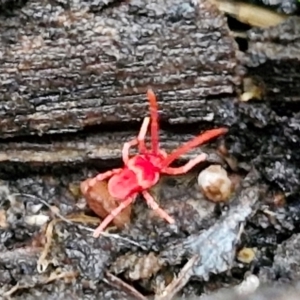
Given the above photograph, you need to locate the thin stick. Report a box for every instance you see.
[154,255,199,300]
[105,271,148,300]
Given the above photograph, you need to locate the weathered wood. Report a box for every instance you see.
[245,16,300,103]
[0,129,225,164]
[0,0,241,138]
[0,0,300,197]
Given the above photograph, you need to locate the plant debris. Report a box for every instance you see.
[1,154,299,299]
[154,169,263,299]
[3,269,79,299]
[80,177,132,230]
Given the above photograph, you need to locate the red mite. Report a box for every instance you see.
[81,90,228,238]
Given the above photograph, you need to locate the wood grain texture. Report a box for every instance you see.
[0,0,300,196]
[0,0,241,138]
[0,128,226,164]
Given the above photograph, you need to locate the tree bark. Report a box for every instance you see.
[0,0,300,197]
[0,0,241,138]
[0,129,226,167]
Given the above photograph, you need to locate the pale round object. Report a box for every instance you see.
[197,165,233,202]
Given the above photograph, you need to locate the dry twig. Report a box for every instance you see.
[105,271,148,300]
[154,255,199,300]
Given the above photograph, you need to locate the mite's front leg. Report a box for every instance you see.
[142,191,175,224]
[80,168,123,197]
[95,168,123,182]
[162,153,207,175]
[93,197,135,238]
[121,117,151,164]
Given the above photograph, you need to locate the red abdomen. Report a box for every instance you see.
[108,155,160,200]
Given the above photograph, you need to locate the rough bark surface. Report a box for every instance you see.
[234,16,300,194]
[0,0,300,299]
[0,0,241,138]
[0,1,299,197]
[245,16,300,102]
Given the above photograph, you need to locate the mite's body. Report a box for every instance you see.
[81,90,228,237]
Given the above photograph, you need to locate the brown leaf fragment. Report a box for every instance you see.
[80,179,132,229]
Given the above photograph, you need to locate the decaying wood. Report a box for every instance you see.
[0,0,300,198]
[0,129,227,165]
[1,2,300,299]
[245,16,300,102]
[0,0,241,138]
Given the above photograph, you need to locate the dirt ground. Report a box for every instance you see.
[1,153,300,300]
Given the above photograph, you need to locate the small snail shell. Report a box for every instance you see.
[197,165,233,202]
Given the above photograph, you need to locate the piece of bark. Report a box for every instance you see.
[0,3,300,199]
[228,16,300,195]
[0,129,227,165]
[244,16,300,102]
[0,0,241,138]
[259,0,299,14]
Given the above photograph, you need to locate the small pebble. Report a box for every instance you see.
[25,215,50,227]
[234,274,260,295]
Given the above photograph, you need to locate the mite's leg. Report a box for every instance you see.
[142,191,175,224]
[82,168,123,195]
[147,89,159,154]
[137,116,150,153]
[162,128,228,168]
[162,153,207,175]
[94,168,123,182]
[93,197,134,238]
[122,117,150,164]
